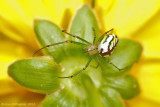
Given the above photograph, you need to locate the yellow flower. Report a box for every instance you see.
[0,0,160,106]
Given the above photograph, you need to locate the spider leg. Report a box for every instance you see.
[105,59,121,71]
[90,63,99,69]
[100,54,121,71]
[97,28,114,42]
[104,57,122,71]
[92,27,96,44]
[33,40,86,57]
[102,28,114,36]
[58,57,93,78]
[106,59,130,71]
[90,55,100,69]
[62,30,91,45]
[95,63,100,68]
[95,55,101,68]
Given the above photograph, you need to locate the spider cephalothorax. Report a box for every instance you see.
[33,28,120,78]
[85,44,98,55]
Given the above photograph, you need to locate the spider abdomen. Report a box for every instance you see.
[98,34,118,57]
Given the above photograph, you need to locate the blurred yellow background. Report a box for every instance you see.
[0,0,160,107]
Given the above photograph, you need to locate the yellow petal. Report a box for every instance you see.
[31,0,84,25]
[126,96,160,107]
[0,36,33,79]
[131,59,160,103]
[0,0,38,48]
[0,89,44,107]
[131,11,160,58]
[0,0,84,47]
[60,8,72,30]
[0,79,23,95]
[97,0,160,37]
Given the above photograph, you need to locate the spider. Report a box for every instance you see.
[33,28,120,78]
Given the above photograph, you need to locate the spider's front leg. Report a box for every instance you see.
[32,40,87,57]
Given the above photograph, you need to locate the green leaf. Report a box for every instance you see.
[64,5,100,57]
[81,74,104,107]
[104,75,140,99]
[100,88,124,107]
[109,39,142,68]
[34,20,66,63]
[70,5,100,44]
[97,39,142,76]
[8,57,61,94]
[41,88,79,107]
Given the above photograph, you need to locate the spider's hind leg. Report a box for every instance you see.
[102,56,122,71]
[106,60,121,71]
[58,57,93,78]
[107,59,130,71]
